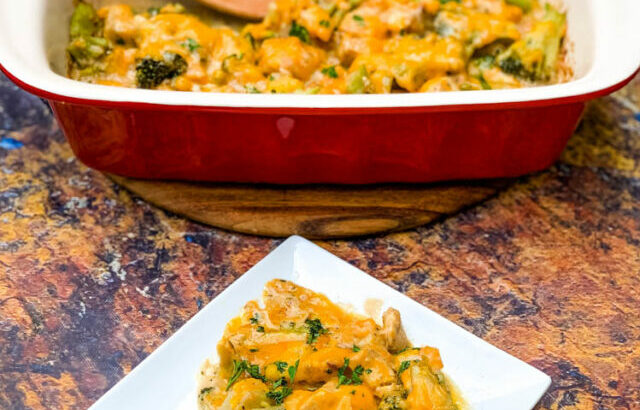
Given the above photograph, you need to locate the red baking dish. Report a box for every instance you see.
[1,0,639,184]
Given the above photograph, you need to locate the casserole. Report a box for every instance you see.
[0,0,639,184]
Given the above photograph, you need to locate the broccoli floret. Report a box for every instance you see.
[496,4,566,82]
[379,394,408,410]
[468,55,495,89]
[506,0,533,12]
[68,36,110,67]
[346,65,369,94]
[67,2,110,68]
[70,2,101,38]
[136,53,188,89]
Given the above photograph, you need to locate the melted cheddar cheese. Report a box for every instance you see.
[197,280,463,409]
[67,0,569,93]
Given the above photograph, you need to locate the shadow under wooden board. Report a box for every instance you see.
[108,175,510,239]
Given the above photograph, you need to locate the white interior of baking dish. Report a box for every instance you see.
[0,0,638,108]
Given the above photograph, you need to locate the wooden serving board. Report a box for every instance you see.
[109,175,508,239]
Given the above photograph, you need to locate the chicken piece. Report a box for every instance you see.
[350,346,397,387]
[258,37,326,82]
[381,308,411,353]
[284,381,377,409]
[482,66,521,88]
[337,34,384,66]
[296,347,353,384]
[339,7,388,39]
[219,379,271,409]
[434,4,521,55]
[347,54,394,93]
[98,5,138,44]
[380,0,426,34]
[298,3,335,42]
[400,363,457,410]
[384,35,466,91]
[267,73,305,93]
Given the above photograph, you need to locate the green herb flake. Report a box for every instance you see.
[250,314,259,324]
[275,361,288,373]
[305,318,329,344]
[226,360,246,390]
[337,358,350,387]
[289,21,311,44]
[246,363,264,380]
[398,360,411,374]
[148,7,160,17]
[256,325,265,332]
[397,347,420,354]
[352,15,365,26]
[226,360,266,391]
[352,344,361,352]
[181,38,200,52]
[319,19,331,28]
[321,66,338,79]
[266,385,293,404]
[351,365,364,385]
[288,359,300,383]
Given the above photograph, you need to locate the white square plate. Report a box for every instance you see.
[90,236,550,410]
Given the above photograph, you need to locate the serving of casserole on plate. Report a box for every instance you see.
[0,0,638,184]
[198,279,464,409]
[87,237,551,410]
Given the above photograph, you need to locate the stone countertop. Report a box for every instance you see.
[0,72,639,409]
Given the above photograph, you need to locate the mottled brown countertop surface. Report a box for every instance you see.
[1,72,639,410]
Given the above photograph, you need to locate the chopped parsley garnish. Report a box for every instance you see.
[289,21,311,44]
[249,348,259,352]
[304,318,328,344]
[352,344,361,352]
[337,358,367,387]
[250,313,259,324]
[148,7,160,17]
[266,360,299,405]
[352,15,365,26]
[351,365,365,385]
[246,363,264,379]
[288,359,300,383]
[397,347,419,354]
[226,360,265,391]
[181,38,200,52]
[337,358,350,386]
[256,325,265,332]
[321,66,338,78]
[266,386,293,404]
[398,360,411,374]
[275,361,288,373]
[319,19,331,28]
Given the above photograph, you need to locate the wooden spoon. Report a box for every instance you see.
[194,0,272,19]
